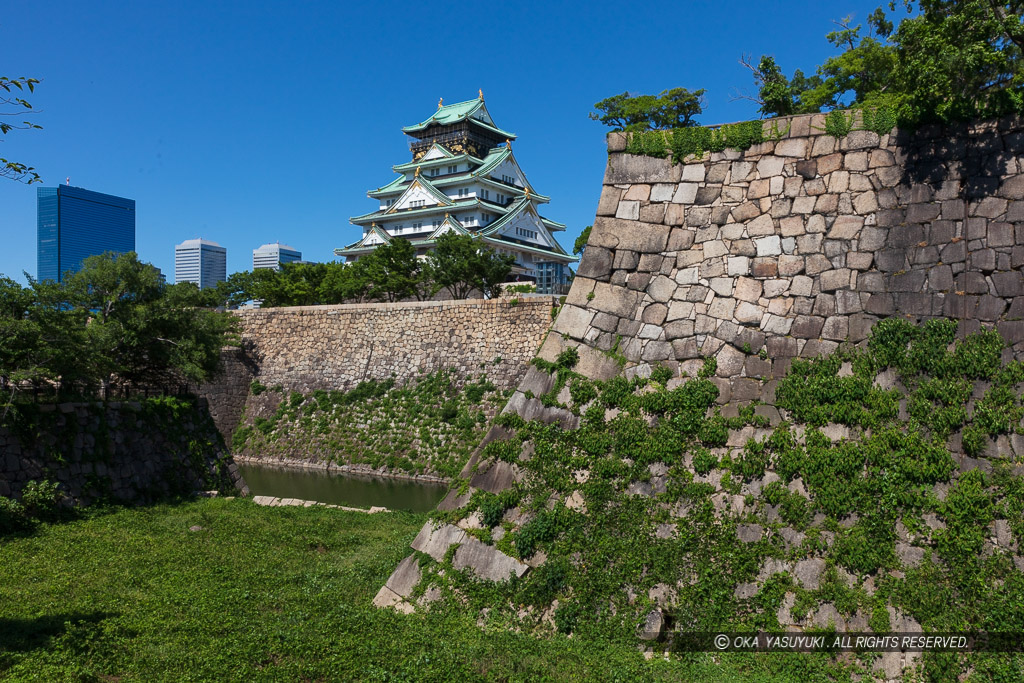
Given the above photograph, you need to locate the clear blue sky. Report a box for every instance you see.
[0,0,891,283]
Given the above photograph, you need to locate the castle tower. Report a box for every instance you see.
[335,93,576,292]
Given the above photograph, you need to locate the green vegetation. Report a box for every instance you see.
[234,370,508,479]
[419,320,1024,680]
[573,225,592,256]
[215,233,516,308]
[625,120,781,165]
[0,498,802,682]
[0,252,237,403]
[589,88,706,131]
[596,4,1024,158]
[0,75,42,184]
[0,479,63,534]
[749,2,1024,127]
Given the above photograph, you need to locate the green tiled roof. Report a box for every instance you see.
[393,151,480,173]
[482,235,577,263]
[350,197,484,224]
[541,217,566,232]
[402,97,516,139]
[367,175,405,197]
[478,197,571,258]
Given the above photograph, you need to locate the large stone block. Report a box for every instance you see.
[551,304,595,339]
[775,138,808,158]
[615,200,640,220]
[453,536,529,582]
[575,246,612,280]
[410,523,467,562]
[605,153,682,184]
[596,186,623,216]
[385,555,422,597]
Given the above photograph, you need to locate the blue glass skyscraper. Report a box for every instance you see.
[37,185,136,281]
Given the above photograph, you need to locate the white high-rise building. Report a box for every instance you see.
[174,238,227,290]
[253,242,302,270]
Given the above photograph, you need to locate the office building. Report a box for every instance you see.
[37,185,136,281]
[253,242,302,270]
[175,238,226,290]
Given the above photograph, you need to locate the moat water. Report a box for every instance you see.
[238,463,447,513]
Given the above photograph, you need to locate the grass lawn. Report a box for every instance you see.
[0,499,807,682]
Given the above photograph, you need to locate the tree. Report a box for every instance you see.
[1,76,42,184]
[318,260,371,304]
[60,252,237,391]
[359,238,436,302]
[744,3,1024,126]
[589,88,705,131]
[0,277,45,398]
[427,233,515,300]
[573,225,592,257]
[892,1,1024,123]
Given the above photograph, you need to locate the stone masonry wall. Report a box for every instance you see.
[0,399,246,505]
[195,296,558,441]
[194,347,257,443]
[376,116,1024,680]
[236,296,556,394]
[546,112,1024,400]
[378,115,1024,679]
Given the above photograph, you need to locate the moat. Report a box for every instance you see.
[238,463,448,513]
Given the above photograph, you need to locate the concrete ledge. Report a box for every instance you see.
[251,494,388,513]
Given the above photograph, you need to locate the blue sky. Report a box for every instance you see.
[0,0,893,283]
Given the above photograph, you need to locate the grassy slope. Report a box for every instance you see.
[0,499,784,682]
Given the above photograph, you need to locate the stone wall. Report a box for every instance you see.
[0,398,246,505]
[550,112,1024,399]
[235,297,555,395]
[378,114,1024,678]
[195,347,257,442]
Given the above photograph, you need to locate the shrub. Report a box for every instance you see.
[20,479,63,520]
[0,496,27,534]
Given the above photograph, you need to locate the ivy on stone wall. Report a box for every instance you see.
[234,369,508,479]
[623,107,898,165]
[410,319,1024,680]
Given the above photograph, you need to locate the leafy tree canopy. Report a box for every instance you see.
[589,88,705,131]
[748,2,1024,126]
[573,226,592,256]
[428,233,516,300]
[216,234,517,307]
[0,76,42,184]
[0,252,237,402]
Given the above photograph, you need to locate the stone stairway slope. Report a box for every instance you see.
[374,112,1024,679]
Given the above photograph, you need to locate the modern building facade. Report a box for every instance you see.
[37,185,136,281]
[335,92,575,293]
[174,238,226,290]
[253,242,302,270]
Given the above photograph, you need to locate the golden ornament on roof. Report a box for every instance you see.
[479,89,484,100]
[438,97,443,109]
